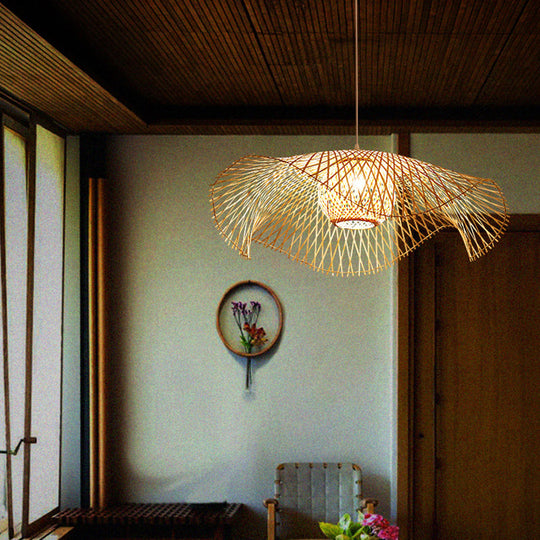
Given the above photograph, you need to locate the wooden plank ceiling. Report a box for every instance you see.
[0,0,538,134]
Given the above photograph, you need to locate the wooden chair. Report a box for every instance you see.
[264,463,377,540]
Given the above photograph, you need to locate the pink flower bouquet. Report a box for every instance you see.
[320,512,399,540]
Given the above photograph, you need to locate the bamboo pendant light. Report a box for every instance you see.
[209,1,508,276]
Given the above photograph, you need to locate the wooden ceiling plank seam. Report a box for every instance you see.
[461,0,480,36]
[381,2,398,104]
[297,19,322,106]
[311,2,330,104]
[311,0,324,36]
[358,0,368,105]
[403,32,421,105]
[513,0,540,33]
[155,1,243,103]
[70,1,173,102]
[282,0,298,35]
[321,1,338,105]
[483,0,522,34]
[438,0,458,36]
[259,0,283,34]
[411,0,424,32]
[469,33,510,103]
[160,4,231,102]
[397,31,412,104]
[428,33,455,105]
[451,34,483,104]
[217,1,281,103]
[478,32,539,104]
[344,4,354,107]
[79,4,167,99]
[429,0,441,35]
[470,2,535,105]
[411,33,431,106]
[263,31,297,105]
[178,0,215,34]
[139,0,202,99]
[393,0,404,32]
[279,5,300,103]
[148,2,228,101]
[194,0,231,34]
[427,33,462,104]
[240,0,265,34]
[387,0,396,33]
[394,33,410,103]
[228,22,284,105]
[145,1,216,102]
[428,32,453,104]
[382,36,393,105]
[77,1,167,87]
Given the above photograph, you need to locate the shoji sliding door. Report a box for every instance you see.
[0,116,65,539]
[28,126,65,528]
[1,120,28,539]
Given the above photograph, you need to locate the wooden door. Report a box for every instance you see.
[398,216,540,540]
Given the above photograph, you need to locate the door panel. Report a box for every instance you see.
[407,220,540,539]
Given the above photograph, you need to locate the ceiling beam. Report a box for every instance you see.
[147,105,540,130]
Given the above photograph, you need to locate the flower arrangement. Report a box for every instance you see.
[319,513,399,540]
[231,301,267,388]
[231,301,267,353]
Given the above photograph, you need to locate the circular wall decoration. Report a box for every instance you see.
[217,280,282,388]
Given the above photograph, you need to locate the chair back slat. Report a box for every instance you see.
[274,462,362,539]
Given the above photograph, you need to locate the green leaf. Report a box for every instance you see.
[338,513,352,531]
[336,535,352,540]
[351,526,371,539]
[319,522,343,538]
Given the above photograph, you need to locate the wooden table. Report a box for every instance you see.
[54,502,242,539]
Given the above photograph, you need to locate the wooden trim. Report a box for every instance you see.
[397,132,411,157]
[0,114,15,539]
[396,257,413,540]
[35,525,75,539]
[96,178,107,509]
[88,178,98,508]
[21,118,37,538]
[25,507,59,538]
[88,177,108,509]
[57,135,68,517]
[396,128,412,539]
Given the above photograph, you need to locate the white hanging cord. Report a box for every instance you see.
[355,0,359,149]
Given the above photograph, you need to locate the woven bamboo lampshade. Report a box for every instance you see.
[209,0,508,275]
[210,149,508,275]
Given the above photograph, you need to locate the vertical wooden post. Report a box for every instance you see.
[396,131,412,540]
[97,178,107,509]
[88,177,108,509]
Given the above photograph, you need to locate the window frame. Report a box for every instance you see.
[1,105,68,539]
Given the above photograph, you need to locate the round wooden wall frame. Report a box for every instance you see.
[216,280,283,357]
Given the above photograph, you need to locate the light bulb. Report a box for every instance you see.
[318,159,394,229]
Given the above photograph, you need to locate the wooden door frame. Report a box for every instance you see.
[396,214,540,539]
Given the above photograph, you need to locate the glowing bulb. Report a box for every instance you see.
[318,159,394,229]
